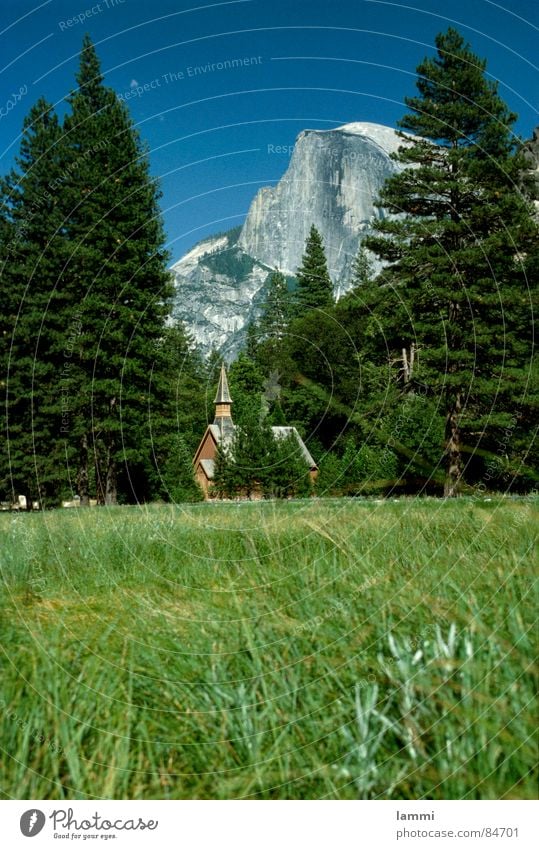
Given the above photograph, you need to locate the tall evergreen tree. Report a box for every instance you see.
[259,270,292,339]
[349,244,375,291]
[295,225,334,314]
[254,270,294,376]
[244,321,260,361]
[0,98,71,505]
[61,35,173,504]
[161,433,203,503]
[267,431,312,498]
[214,398,273,498]
[228,352,264,422]
[365,28,537,496]
[143,322,206,501]
[204,347,222,392]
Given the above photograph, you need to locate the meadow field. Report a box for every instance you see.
[0,497,537,800]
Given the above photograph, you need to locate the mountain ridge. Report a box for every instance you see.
[169,122,411,355]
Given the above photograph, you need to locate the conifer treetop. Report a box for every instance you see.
[295,224,334,314]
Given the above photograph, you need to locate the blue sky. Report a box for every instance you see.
[1,0,537,262]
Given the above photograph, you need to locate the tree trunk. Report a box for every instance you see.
[95,444,105,505]
[104,442,117,506]
[444,392,463,497]
[77,433,90,506]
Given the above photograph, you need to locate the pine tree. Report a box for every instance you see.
[0,98,71,506]
[205,348,222,391]
[244,321,260,361]
[255,270,293,376]
[259,270,292,339]
[267,432,312,498]
[267,399,287,426]
[349,245,374,290]
[61,36,173,504]
[161,434,203,502]
[228,352,264,422]
[147,322,206,501]
[365,27,537,496]
[236,397,272,496]
[295,225,334,314]
[213,441,234,499]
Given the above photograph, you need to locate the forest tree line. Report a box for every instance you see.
[1,29,537,506]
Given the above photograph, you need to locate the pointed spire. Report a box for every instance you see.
[214,364,232,404]
[213,364,233,437]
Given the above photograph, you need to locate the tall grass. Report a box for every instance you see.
[0,497,537,799]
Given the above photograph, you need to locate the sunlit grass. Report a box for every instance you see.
[0,497,537,799]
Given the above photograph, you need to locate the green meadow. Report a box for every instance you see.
[0,498,537,800]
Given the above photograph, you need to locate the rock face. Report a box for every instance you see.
[239,123,405,294]
[171,122,408,355]
[170,227,273,358]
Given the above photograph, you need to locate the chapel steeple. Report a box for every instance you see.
[213,364,233,423]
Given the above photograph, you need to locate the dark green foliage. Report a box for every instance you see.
[154,323,206,449]
[339,438,399,495]
[314,451,344,496]
[0,36,204,507]
[213,398,271,498]
[267,399,287,426]
[61,35,173,504]
[315,440,399,497]
[212,441,234,499]
[212,397,312,500]
[295,225,334,314]
[365,27,537,496]
[385,394,446,490]
[160,434,203,503]
[349,245,375,291]
[200,246,255,278]
[148,322,207,500]
[228,352,264,422]
[253,270,295,375]
[244,321,260,361]
[0,98,72,505]
[281,308,354,446]
[258,270,293,340]
[264,432,312,498]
